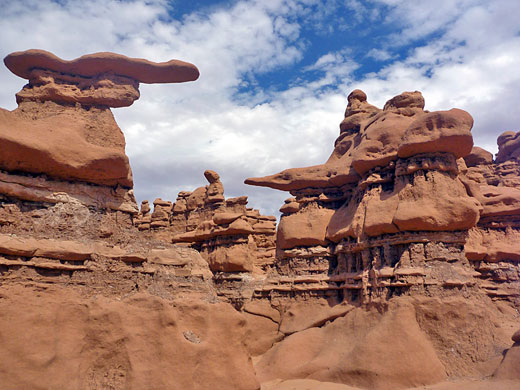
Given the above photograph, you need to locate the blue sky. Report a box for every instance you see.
[1,0,519,217]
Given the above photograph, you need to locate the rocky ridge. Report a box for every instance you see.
[0,50,518,390]
[134,169,277,276]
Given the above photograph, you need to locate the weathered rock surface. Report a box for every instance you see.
[135,170,277,274]
[0,285,258,390]
[256,298,448,389]
[5,49,199,84]
[1,49,199,187]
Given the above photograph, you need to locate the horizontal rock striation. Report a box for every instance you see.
[135,170,277,277]
[462,131,520,301]
[247,90,519,305]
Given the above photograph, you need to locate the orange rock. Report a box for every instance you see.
[0,285,258,390]
[393,172,481,231]
[277,207,334,249]
[279,300,353,335]
[0,104,133,187]
[478,185,520,217]
[398,108,474,158]
[242,311,282,356]
[205,241,254,272]
[1,49,199,187]
[512,329,520,343]
[4,49,199,84]
[280,201,299,214]
[496,131,520,163]
[213,212,242,225]
[494,344,520,380]
[464,146,494,167]
[204,169,225,203]
[255,299,447,389]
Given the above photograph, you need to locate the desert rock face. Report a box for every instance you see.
[0,50,261,390]
[246,89,519,305]
[134,170,276,276]
[1,49,519,390]
[244,89,520,388]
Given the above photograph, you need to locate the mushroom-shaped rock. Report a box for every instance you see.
[0,49,199,187]
[496,130,520,163]
[204,170,225,203]
[4,50,198,108]
[464,146,494,167]
[340,89,380,133]
[140,200,151,215]
[397,108,474,158]
[5,49,199,83]
[204,170,220,183]
[247,88,483,243]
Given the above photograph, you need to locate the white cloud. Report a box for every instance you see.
[366,48,394,61]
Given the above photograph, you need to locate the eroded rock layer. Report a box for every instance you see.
[134,170,276,276]
[1,49,199,188]
[246,90,520,306]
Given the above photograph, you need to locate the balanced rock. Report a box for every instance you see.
[1,49,199,188]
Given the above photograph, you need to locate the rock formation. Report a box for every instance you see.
[246,89,519,305]
[135,170,277,275]
[243,89,520,388]
[1,48,519,390]
[0,49,198,214]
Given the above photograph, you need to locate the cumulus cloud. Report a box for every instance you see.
[0,0,519,218]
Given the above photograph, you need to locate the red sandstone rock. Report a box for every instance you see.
[496,131,520,163]
[213,212,242,225]
[397,108,474,159]
[4,49,199,84]
[494,344,520,380]
[147,171,278,273]
[478,185,520,217]
[277,207,334,249]
[0,104,133,187]
[279,300,353,335]
[339,89,380,133]
[204,169,225,203]
[464,146,494,167]
[1,53,519,390]
[513,329,520,343]
[392,172,481,232]
[1,49,199,187]
[0,285,258,390]
[255,298,447,389]
[243,311,282,356]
